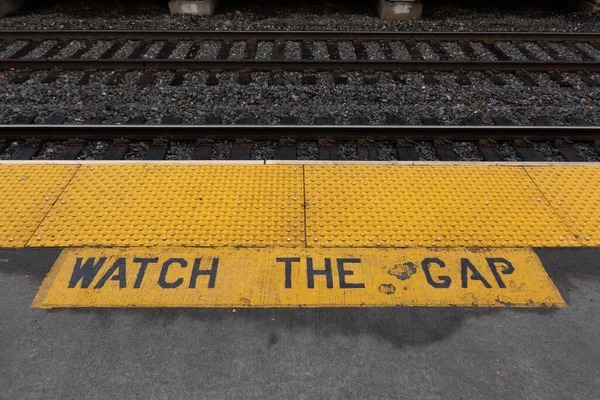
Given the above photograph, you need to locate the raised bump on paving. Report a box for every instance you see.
[32,247,565,309]
[304,165,578,248]
[0,165,78,248]
[525,166,600,247]
[30,164,305,247]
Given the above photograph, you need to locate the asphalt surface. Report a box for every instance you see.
[1,248,599,399]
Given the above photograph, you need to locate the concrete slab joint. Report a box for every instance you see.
[169,0,218,15]
[378,0,423,21]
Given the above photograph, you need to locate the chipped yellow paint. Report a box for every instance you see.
[0,165,77,247]
[32,247,565,308]
[304,165,578,247]
[526,166,600,247]
[31,164,305,247]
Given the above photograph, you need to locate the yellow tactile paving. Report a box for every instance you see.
[526,166,600,247]
[0,165,77,247]
[0,163,599,249]
[30,165,305,247]
[304,165,578,248]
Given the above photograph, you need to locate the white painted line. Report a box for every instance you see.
[0,160,599,167]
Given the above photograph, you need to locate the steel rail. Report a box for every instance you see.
[1,59,599,72]
[1,30,600,41]
[1,125,598,141]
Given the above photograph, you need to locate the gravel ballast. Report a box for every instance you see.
[2,70,598,126]
[1,0,599,32]
[1,0,598,128]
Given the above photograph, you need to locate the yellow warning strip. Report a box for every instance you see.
[525,166,600,245]
[304,165,585,247]
[0,163,598,248]
[0,165,78,247]
[32,247,565,309]
[30,164,306,248]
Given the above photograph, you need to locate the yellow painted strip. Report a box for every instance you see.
[0,165,78,247]
[526,167,600,247]
[304,165,578,247]
[33,247,565,309]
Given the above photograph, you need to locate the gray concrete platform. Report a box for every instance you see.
[0,0,26,17]
[1,248,600,399]
[169,0,217,15]
[378,0,423,21]
[577,0,600,11]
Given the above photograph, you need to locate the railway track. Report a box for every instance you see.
[1,125,599,162]
[1,31,599,161]
[0,30,599,76]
